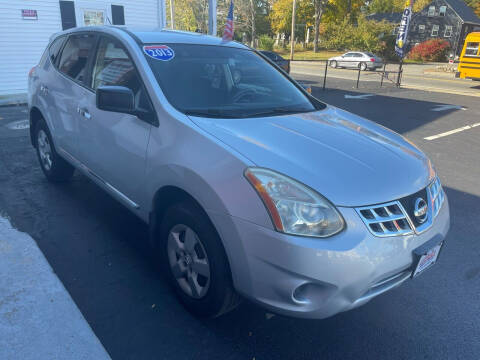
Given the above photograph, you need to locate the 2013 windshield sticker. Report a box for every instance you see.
[143,45,175,61]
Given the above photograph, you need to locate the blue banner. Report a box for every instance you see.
[395,0,413,58]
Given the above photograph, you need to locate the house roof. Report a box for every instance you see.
[445,0,480,24]
[367,0,480,25]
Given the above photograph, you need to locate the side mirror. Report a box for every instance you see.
[96,86,135,114]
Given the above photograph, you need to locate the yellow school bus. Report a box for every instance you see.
[457,32,480,81]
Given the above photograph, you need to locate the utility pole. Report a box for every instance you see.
[170,0,175,29]
[290,0,296,61]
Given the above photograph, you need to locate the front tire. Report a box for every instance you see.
[330,60,337,68]
[34,119,74,182]
[157,201,241,317]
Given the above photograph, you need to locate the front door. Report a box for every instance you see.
[77,35,153,209]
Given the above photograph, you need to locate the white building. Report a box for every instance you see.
[0,0,168,96]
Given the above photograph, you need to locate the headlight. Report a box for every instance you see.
[245,168,345,237]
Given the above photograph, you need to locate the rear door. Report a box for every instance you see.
[77,34,154,208]
[52,33,97,159]
[34,35,66,143]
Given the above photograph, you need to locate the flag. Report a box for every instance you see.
[395,0,413,58]
[222,1,234,42]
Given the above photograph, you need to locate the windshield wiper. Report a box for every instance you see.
[184,109,239,119]
[246,107,314,118]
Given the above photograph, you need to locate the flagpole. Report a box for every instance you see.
[290,0,296,61]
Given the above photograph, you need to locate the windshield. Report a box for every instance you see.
[144,44,323,118]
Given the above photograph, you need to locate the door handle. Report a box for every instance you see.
[40,85,48,94]
[77,107,92,120]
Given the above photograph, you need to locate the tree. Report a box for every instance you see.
[226,0,271,44]
[165,0,208,32]
[324,0,364,23]
[270,0,314,38]
[464,0,480,17]
[367,0,434,13]
[368,0,403,13]
[313,0,328,52]
[320,15,396,58]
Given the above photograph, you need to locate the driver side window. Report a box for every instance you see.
[92,37,151,113]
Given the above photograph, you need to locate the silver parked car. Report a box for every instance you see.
[29,26,449,319]
[329,51,384,70]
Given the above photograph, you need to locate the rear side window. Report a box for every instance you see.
[262,52,278,61]
[58,34,96,84]
[49,36,65,66]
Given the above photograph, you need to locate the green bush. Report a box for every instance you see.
[258,35,275,51]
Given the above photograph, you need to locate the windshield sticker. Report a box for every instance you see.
[143,45,175,61]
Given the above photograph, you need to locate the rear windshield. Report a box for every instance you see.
[143,44,323,118]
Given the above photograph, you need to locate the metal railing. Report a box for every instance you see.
[292,59,404,90]
[320,59,404,90]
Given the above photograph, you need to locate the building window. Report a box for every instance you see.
[418,24,425,33]
[465,42,480,57]
[439,6,447,16]
[428,6,436,16]
[444,25,453,37]
[83,10,105,26]
[431,25,439,36]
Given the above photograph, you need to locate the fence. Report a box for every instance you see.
[292,59,405,90]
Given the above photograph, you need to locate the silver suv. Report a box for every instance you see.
[28,26,450,319]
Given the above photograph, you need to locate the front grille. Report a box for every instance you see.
[356,177,445,237]
[356,201,414,237]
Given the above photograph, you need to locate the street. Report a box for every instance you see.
[0,79,479,359]
[292,61,480,97]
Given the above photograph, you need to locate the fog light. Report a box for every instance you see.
[292,282,336,305]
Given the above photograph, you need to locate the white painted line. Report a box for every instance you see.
[344,94,375,99]
[5,119,29,130]
[0,216,111,360]
[430,104,467,112]
[424,122,480,140]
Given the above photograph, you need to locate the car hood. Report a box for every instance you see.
[189,106,435,206]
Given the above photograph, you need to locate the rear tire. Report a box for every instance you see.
[34,119,74,182]
[359,62,367,71]
[157,200,241,318]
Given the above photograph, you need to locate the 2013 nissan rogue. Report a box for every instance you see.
[28,26,450,319]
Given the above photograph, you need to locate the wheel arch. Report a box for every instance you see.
[149,185,223,248]
[29,106,44,147]
[148,184,237,283]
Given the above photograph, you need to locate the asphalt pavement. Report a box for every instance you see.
[0,78,479,359]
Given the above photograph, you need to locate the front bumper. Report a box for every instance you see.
[209,196,450,319]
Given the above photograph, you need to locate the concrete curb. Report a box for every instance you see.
[0,216,111,360]
[0,94,28,108]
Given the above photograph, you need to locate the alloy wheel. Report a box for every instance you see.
[37,130,53,171]
[167,224,211,299]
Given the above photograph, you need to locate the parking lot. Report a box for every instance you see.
[0,78,479,359]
